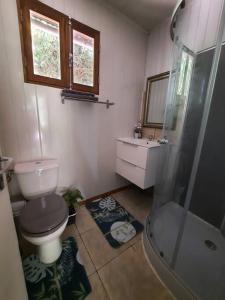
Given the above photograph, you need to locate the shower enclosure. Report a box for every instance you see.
[144,0,225,299]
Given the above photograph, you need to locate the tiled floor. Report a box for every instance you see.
[61,186,174,300]
[19,186,174,299]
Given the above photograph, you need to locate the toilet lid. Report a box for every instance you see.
[20,194,68,236]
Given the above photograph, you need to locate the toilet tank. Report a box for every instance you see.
[14,159,59,200]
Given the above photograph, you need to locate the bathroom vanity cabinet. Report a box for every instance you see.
[116,138,161,189]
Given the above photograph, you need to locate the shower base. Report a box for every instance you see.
[143,202,225,300]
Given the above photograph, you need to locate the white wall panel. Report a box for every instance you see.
[0,0,41,161]
[0,0,147,198]
[145,0,224,81]
[145,18,172,78]
[176,0,224,52]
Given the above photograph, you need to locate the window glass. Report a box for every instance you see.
[73,30,94,86]
[177,51,194,97]
[30,10,61,79]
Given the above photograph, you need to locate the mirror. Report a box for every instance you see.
[143,72,169,128]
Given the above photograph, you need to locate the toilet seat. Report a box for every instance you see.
[20,193,68,237]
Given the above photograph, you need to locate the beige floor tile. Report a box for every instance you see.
[70,188,172,300]
[126,203,150,225]
[81,226,133,270]
[127,231,142,246]
[76,206,97,234]
[113,194,151,225]
[98,246,174,300]
[61,224,80,241]
[77,237,96,276]
[133,240,175,299]
[132,237,146,256]
[113,186,152,212]
[86,273,109,300]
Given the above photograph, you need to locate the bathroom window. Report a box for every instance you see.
[18,0,69,88]
[17,0,100,94]
[71,20,100,94]
[177,51,194,98]
[30,11,61,80]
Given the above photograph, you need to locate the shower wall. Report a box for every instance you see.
[171,48,213,207]
[172,45,225,229]
[190,45,225,228]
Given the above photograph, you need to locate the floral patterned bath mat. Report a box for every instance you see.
[86,196,143,248]
[22,237,91,300]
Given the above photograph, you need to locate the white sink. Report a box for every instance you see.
[117,137,160,149]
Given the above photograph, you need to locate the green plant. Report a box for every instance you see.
[62,187,83,210]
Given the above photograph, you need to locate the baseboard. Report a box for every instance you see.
[80,184,132,205]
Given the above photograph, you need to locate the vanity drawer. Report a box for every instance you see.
[116,141,148,169]
[116,158,146,189]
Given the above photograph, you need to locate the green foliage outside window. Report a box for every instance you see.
[31,27,61,79]
[73,43,94,86]
[31,26,94,86]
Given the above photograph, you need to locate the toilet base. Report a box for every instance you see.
[21,218,68,264]
[39,238,62,264]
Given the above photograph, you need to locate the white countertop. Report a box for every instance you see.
[117,137,160,149]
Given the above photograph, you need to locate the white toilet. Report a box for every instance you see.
[14,159,69,264]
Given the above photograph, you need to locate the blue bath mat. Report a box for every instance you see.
[22,237,91,300]
[86,196,143,248]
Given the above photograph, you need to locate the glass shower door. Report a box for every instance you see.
[148,41,195,265]
[146,0,225,298]
[173,2,225,298]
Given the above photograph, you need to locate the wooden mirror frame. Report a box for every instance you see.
[143,71,169,129]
